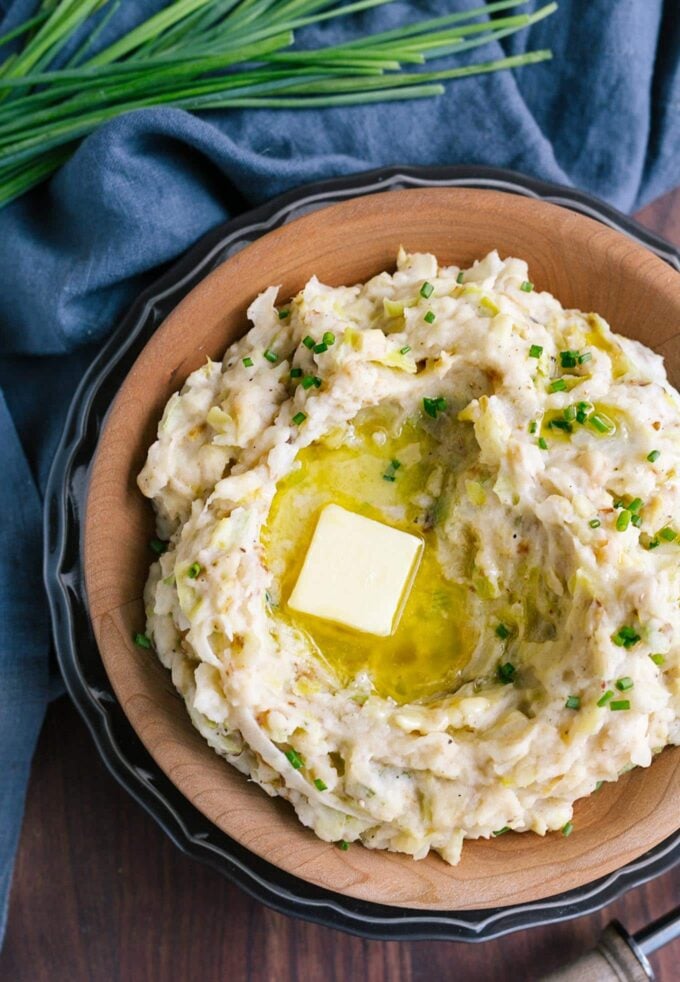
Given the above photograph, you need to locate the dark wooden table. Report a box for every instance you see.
[1,190,679,982]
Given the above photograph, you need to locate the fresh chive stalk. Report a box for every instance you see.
[0,1,556,207]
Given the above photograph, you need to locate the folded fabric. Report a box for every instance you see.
[0,0,678,944]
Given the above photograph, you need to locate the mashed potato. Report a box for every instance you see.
[138,250,680,864]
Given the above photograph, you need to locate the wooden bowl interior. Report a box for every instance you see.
[85,189,680,909]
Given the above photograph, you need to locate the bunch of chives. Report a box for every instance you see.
[0,0,556,207]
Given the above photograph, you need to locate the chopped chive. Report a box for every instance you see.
[538,437,548,450]
[278,309,290,319]
[187,562,201,579]
[595,780,604,791]
[423,396,447,418]
[302,335,315,349]
[529,344,543,359]
[400,345,412,355]
[391,459,401,470]
[589,412,614,434]
[549,378,567,393]
[549,418,572,433]
[313,342,328,354]
[313,376,322,388]
[650,653,665,666]
[616,676,634,691]
[647,449,660,462]
[612,626,640,648]
[150,538,168,555]
[301,375,316,390]
[577,401,590,411]
[263,348,278,363]
[495,623,511,640]
[563,406,577,422]
[631,514,642,528]
[616,509,631,532]
[383,473,396,482]
[647,538,660,550]
[290,367,303,379]
[338,840,350,851]
[577,351,592,364]
[242,356,254,368]
[322,331,336,346]
[576,408,588,424]
[529,420,538,434]
[589,518,601,528]
[560,350,578,369]
[456,271,464,284]
[597,689,614,707]
[420,281,434,298]
[562,821,574,837]
[497,662,516,685]
[610,699,631,711]
[292,411,306,426]
[520,281,534,293]
[565,695,581,710]
[628,498,643,514]
[424,310,436,324]
[285,749,304,769]
[133,632,151,649]
[314,778,328,791]
[659,526,677,542]
[492,826,510,836]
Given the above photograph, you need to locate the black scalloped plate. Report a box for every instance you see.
[44,166,680,942]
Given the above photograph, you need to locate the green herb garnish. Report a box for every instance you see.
[133,632,151,649]
[338,840,350,851]
[313,342,328,354]
[529,420,537,434]
[242,356,254,367]
[560,350,578,369]
[314,778,328,791]
[456,272,465,284]
[420,281,434,298]
[423,396,447,418]
[589,518,601,528]
[187,562,201,579]
[562,821,574,837]
[597,690,614,707]
[149,538,168,555]
[285,749,304,769]
[549,378,567,393]
[650,653,665,666]
[529,344,543,359]
[497,662,516,684]
[520,281,534,293]
[424,310,436,324]
[292,411,306,426]
[616,677,634,691]
[537,437,548,450]
[659,526,677,542]
[278,309,290,319]
[610,700,631,711]
[290,367,303,378]
[612,626,640,648]
[492,826,510,836]
[400,345,412,355]
[565,695,581,710]
[495,623,511,640]
[647,450,660,462]
[616,509,631,532]
[263,348,278,363]
[322,331,336,346]
[302,336,315,350]
[589,412,614,434]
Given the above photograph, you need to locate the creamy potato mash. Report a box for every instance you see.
[138,250,680,864]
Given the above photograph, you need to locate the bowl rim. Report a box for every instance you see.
[44,164,680,942]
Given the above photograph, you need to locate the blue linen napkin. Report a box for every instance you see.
[0,0,678,942]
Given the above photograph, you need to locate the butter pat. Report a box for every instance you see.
[288,504,422,636]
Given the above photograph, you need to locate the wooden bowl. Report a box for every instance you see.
[85,188,680,910]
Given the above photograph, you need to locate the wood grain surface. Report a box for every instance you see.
[1,188,678,982]
[85,187,680,908]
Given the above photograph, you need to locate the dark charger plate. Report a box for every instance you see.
[44,166,680,942]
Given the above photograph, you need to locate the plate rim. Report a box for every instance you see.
[43,164,680,942]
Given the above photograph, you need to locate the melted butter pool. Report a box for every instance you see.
[262,413,477,704]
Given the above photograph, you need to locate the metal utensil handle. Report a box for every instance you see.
[540,924,654,981]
